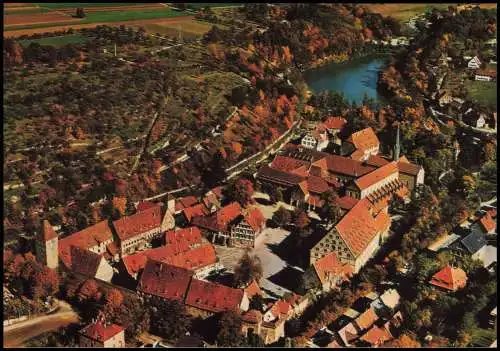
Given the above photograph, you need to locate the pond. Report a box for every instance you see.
[303,55,389,105]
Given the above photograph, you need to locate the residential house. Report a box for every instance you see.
[182,203,210,224]
[302,252,353,292]
[79,319,125,348]
[475,69,496,81]
[192,202,243,245]
[69,246,114,282]
[337,322,360,347]
[358,325,393,347]
[353,307,379,333]
[342,127,380,161]
[479,212,496,234]
[113,204,163,256]
[174,196,199,214]
[323,116,347,141]
[229,206,266,248]
[290,175,331,211]
[184,279,249,319]
[429,265,468,292]
[165,226,203,248]
[310,199,391,273]
[263,299,293,323]
[463,111,487,128]
[244,280,263,300]
[370,289,400,318]
[396,156,425,193]
[301,129,329,151]
[58,220,115,268]
[449,227,487,258]
[467,56,481,69]
[241,309,286,345]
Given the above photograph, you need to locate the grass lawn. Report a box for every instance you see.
[19,34,89,47]
[466,80,498,108]
[364,4,449,21]
[470,328,496,347]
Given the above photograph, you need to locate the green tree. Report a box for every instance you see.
[150,299,190,340]
[233,250,263,287]
[216,311,244,347]
[272,206,291,227]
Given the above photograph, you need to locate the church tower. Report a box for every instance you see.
[393,124,401,161]
[35,220,59,269]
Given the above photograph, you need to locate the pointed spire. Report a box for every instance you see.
[393,124,401,161]
[41,220,58,241]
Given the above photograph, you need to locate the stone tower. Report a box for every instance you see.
[35,220,59,269]
[393,124,401,161]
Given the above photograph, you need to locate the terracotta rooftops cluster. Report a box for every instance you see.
[192,202,243,233]
[113,204,162,241]
[69,246,103,276]
[323,116,347,130]
[354,161,398,191]
[139,260,245,313]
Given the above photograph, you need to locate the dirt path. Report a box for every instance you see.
[4,16,195,38]
[3,300,79,347]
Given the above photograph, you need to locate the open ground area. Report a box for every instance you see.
[466,80,498,108]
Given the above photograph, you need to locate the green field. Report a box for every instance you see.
[470,328,496,347]
[5,9,191,31]
[32,3,141,9]
[19,34,89,47]
[466,80,498,108]
[185,3,242,9]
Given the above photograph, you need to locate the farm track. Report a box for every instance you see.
[4,16,195,38]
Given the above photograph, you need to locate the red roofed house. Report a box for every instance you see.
[137,259,194,301]
[323,116,347,143]
[244,280,263,299]
[164,243,218,279]
[184,279,249,319]
[79,317,125,348]
[359,325,393,347]
[69,246,114,282]
[479,212,496,234]
[303,252,354,292]
[229,206,266,248]
[113,204,163,256]
[429,265,468,291]
[174,196,199,214]
[353,307,379,332]
[183,203,210,223]
[192,202,243,245]
[59,220,115,269]
[310,199,390,273]
[342,127,380,161]
[35,220,59,269]
[347,161,400,200]
[264,299,293,323]
[301,128,329,151]
[291,176,331,211]
[240,309,286,345]
[165,226,202,248]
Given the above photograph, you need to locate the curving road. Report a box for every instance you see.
[3,300,79,348]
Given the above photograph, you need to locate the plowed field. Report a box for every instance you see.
[4,12,78,26]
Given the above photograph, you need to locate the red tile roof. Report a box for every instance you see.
[203,193,221,210]
[244,280,262,299]
[270,299,292,318]
[106,242,119,256]
[374,211,391,234]
[40,220,58,241]
[335,196,359,211]
[185,279,244,313]
[69,246,102,277]
[183,203,209,222]
[244,207,266,233]
[365,155,390,168]
[209,186,224,199]
[397,158,422,176]
[312,252,353,285]
[360,325,393,346]
[323,116,346,130]
[354,161,399,191]
[165,227,202,248]
[193,202,243,233]
[479,212,496,233]
[79,321,124,343]
[137,201,158,212]
[346,127,379,151]
[354,307,379,331]
[306,176,330,194]
[165,243,217,271]
[350,149,366,161]
[138,260,193,300]
[312,155,375,178]
[122,245,187,278]
[271,155,310,173]
[335,199,381,257]
[59,220,114,267]
[429,265,468,291]
[487,209,497,219]
[175,196,199,212]
[113,204,162,241]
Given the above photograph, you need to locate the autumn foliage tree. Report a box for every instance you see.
[224,178,255,206]
[272,206,291,227]
[384,333,421,348]
[103,288,124,318]
[233,250,263,287]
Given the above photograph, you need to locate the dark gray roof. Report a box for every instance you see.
[461,229,487,254]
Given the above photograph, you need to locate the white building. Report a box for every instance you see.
[467,56,481,69]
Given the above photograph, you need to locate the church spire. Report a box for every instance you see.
[394,124,400,161]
